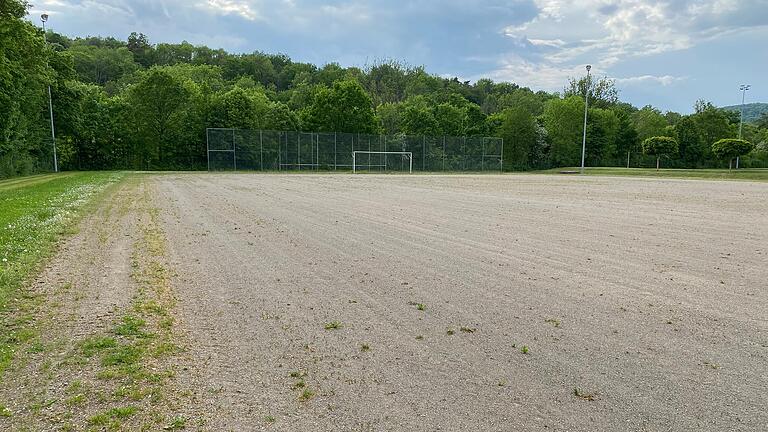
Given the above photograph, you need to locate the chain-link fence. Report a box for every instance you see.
[206,129,503,172]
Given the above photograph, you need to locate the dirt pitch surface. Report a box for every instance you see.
[149,173,767,431]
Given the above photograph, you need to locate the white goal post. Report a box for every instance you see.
[352,151,413,173]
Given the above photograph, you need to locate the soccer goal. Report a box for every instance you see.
[352,151,413,173]
[206,128,236,171]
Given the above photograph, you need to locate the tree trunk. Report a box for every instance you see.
[627,151,630,168]
[656,157,660,171]
[729,159,732,171]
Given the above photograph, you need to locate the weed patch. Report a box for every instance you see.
[573,387,596,401]
[114,315,150,338]
[80,336,118,357]
[164,416,187,430]
[299,389,315,402]
[324,321,343,330]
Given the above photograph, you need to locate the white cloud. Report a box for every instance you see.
[492,0,768,91]
[615,75,686,86]
[199,0,261,21]
[528,38,565,48]
[484,54,587,90]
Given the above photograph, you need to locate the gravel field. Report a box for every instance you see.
[154,173,767,431]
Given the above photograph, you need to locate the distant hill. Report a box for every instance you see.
[721,102,768,123]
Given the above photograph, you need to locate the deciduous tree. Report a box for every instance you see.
[302,80,377,133]
[711,139,754,170]
[497,108,537,171]
[642,136,678,170]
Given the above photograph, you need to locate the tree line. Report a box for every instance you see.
[2,0,767,177]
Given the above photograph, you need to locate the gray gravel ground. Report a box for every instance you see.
[154,173,768,432]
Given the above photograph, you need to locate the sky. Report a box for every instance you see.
[28,0,768,113]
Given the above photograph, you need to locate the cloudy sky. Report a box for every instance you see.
[29,0,767,113]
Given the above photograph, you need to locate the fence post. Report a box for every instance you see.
[206,128,210,172]
[422,136,426,171]
[232,128,237,171]
[482,137,485,171]
[500,138,504,172]
[260,130,263,171]
[442,136,446,171]
[383,135,387,172]
[463,136,467,171]
[334,132,337,171]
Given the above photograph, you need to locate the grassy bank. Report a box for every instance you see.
[536,167,768,181]
[0,172,123,374]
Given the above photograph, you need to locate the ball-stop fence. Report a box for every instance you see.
[206,129,503,173]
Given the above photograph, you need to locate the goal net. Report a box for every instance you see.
[207,128,236,171]
[352,151,413,173]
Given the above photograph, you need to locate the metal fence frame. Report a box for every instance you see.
[206,128,503,172]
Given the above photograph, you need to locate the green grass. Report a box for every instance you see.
[0,172,123,376]
[298,388,315,402]
[165,416,187,430]
[101,345,143,367]
[536,167,768,181]
[80,336,118,357]
[114,315,150,338]
[88,405,138,426]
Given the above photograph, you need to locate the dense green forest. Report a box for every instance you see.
[2,0,767,177]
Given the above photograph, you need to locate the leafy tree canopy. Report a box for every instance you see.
[642,136,678,157]
[711,139,754,160]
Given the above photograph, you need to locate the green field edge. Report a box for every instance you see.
[0,172,127,378]
[6,169,767,182]
[533,167,768,181]
[0,173,78,191]
[173,167,768,181]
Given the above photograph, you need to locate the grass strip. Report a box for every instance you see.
[0,172,123,376]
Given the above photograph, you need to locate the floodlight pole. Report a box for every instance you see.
[737,84,751,169]
[580,65,591,175]
[41,14,58,173]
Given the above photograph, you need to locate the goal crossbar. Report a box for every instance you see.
[352,151,413,173]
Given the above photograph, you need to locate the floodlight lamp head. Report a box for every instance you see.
[586,65,592,72]
[41,13,49,23]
